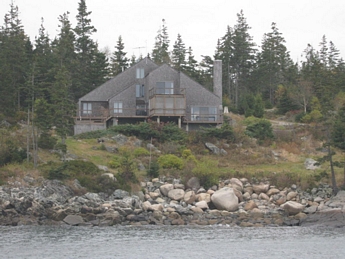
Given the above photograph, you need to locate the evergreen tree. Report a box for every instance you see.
[332,104,345,187]
[171,33,186,71]
[231,10,256,107]
[50,65,75,142]
[152,19,170,65]
[0,3,30,115]
[254,22,294,105]
[184,46,199,80]
[319,35,328,68]
[328,41,340,69]
[218,26,234,99]
[199,55,213,90]
[29,19,54,103]
[111,35,129,76]
[74,0,108,100]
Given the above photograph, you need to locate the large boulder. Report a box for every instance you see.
[63,215,84,226]
[186,177,200,190]
[230,178,243,192]
[281,201,305,215]
[196,193,211,203]
[168,189,185,201]
[211,187,239,212]
[184,191,196,204]
[252,184,270,194]
[34,180,74,205]
[195,200,209,210]
[304,158,320,170]
[160,184,174,197]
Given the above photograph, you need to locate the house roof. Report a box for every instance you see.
[79,57,158,102]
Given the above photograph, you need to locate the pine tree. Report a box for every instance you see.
[171,33,186,71]
[74,0,108,100]
[218,26,234,99]
[332,104,345,187]
[199,55,213,91]
[319,35,328,68]
[111,35,129,76]
[254,22,294,105]
[0,3,30,115]
[184,47,199,81]
[29,19,54,102]
[152,19,170,65]
[232,10,256,107]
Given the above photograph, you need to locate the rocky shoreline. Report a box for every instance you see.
[1,177,345,227]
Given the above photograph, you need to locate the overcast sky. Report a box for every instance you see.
[1,0,345,63]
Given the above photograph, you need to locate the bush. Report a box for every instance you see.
[0,130,26,166]
[47,160,100,180]
[147,160,160,178]
[38,132,57,149]
[295,111,306,122]
[244,118,274,141]
[181,149,197,163]
[191,158,219,189]
[133,147,150,157]
[201,123,234,141]
[157,154,184,170]
[108,155,122,169]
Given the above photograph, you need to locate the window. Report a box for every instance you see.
[156,81,173,94]
[114,102,123,114]
[136,104,147,115]
[82,103,92,115]
[136,84,145,97]
[136,68,144,79]
[191,106,217,121]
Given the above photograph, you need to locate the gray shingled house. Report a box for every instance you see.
[74,57,222,134]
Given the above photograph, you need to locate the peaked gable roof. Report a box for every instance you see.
[79,57,158,102]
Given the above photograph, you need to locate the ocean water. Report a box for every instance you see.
[0,225,344,258]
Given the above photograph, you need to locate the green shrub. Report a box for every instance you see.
[157,154,184,170]
[201,123,234,141]
[295,111,306,122]
[147,160,160,178]
[108,155,122,169]
[181,149,197,163]
[133,147,150,157]
[245,118,274,141]
[301,113,312,123]
[0,130,26,166]
[191,158,219,189]
[38,132,57,149]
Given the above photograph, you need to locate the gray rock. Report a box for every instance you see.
[160,184,174,197]
[281,201,305,215]
[211,187,239,212]
[304,158,320,170]
[186,177,200,191]
[205,142,220,155]
[168,189,185,201]
[112,134,128,145]
[63,215,84,226]
[97,165,109,171]
[113,189,129,199]
[300,208,345,227]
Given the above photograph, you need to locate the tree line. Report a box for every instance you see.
[1,1,345,131]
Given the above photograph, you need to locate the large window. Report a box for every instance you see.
[136,84,145,98]
[191,106,217,121]
[156,81,173,94]
[136,68,144,79]
[114,102,123,114]
[82,103,92,115]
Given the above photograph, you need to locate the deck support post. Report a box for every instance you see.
[178,117,181,128]
[157,116,160,124]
